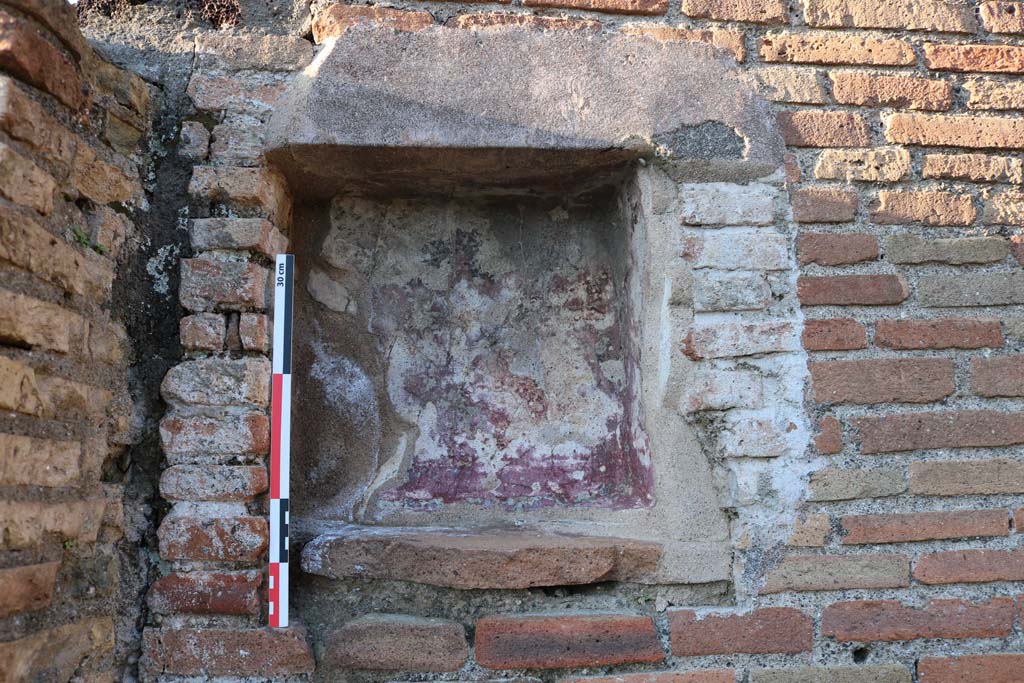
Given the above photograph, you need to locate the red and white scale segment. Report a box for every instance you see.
[269,254,294,628]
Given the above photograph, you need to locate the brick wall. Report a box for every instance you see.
[0,0,150,680]
[63,0,1024,680]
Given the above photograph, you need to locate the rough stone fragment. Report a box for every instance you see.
[680,368,763,412]
[808,468,906,501]
[680,183,776,225]
[143,625,314,677]
[0,142,56,215]
[0,562,59,618]
[885,113,1024,149]
[195,33,313,71]
[178,121,209,161]
[797,233,878,265]
[693,271,772,311]
[324,614,468,671]
[0,10,82,109]
[922,153,1023,182]
[668,608,812,655]
[870,190,976,226]
[924,43,1024,73]
[0,433,79,486]
[681,0,788,23]
[159,413,270,457]
[841,510,1010,544]
[750,666,911,683]
[909,458,1024,495]
[159,465,268,502]
[855,410,1024,453]
[301,526,661,588]
[814,148,911,182]
[682,231,790,270]
[762,554,910,593]
[830,72,953,110]
[918,272,1024,306]
[760,32,915,66]
[778,111,870,147]
[720,411,803,458]
[875,318,1004,350]
[475,613,663,669]
[191,217,286,257]
[162,357,270,408]
[683,321,800,359]
[798,275,908,306]
[147,570,262,615]
[884,235,1007,264]
[791,189,857,223]
[804,0,977,32]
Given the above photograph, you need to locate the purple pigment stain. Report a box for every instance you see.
[314,198,653,513]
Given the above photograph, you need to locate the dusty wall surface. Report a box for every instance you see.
[1,0,1017,681]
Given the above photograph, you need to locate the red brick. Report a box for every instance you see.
[324,614,468,671]
[831,72,953,111]
[147,570,261,615]
[312,4,435,42]
[180,313,224,351]
[855,410,1024,454]
[561,673,735,683]
[778,111,871,147]
[972,355,1024,397]
[822,598,1014,643]
[924,43,1024,73]
[919,655,1024,683]
[915,549,1024,584]
[475,613,663,669]
[871,190,976,226]
[876,318,1004,350]
[0,562,58,618]
[157,515,268,561]
[798,275,909,306]
[814,416,843,454]
[522,0,668,15]
[803,319,868,351]
[680,0,787,23]
[668,608,811,656]
[792,189,858,224]
[760,32,915,66]
[180,258,269,312]
[159,465,268,502]
[981,1,1024,33]
[0,10,82,110]
[143,626,314,677]
[840,510,1010,545]
[886,113,1024,149]
[810,358,954,405]
[798,233,877,265]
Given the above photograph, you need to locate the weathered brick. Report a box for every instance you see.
[239,313,270,352]
[805,0,976,31]
[856,410,1024,454]
[841,510,1009,544]
[980,1,1024,33]
[522,0,668,15]
[760,32,915,66]
[187,71,290,115]
[680,183,776,226]
[810,358,954,405]
[814,416,843,454]
[885,235,1007,264]
[621,24,745,61]
[668,608,812,655]
[162,357,270,408]
[475,613,663,669]
[680,0,787,23]
[972,355,1024,397]
[324,614,468,671]
[180,312,224,351]
[814,147,912,182]
[683,321,800,359]
[143,626,314,677]
[798,275,909,306]
[681,368,763,412]
[0,76,77,170]
[87,206,131,260]
[919,655,1024,683]
[871,190,976,226]
[37,373,111,420]
[751,665,911,683]
[721,411,803,458]
[798,233,877,265]
[778,111,871,147]
[69,143,138,205]
[157,514,268,561]
[0,289,85,353]
[313,4,435,42]
[0,562,58,618]
[915,549,1024,584]
[0,499,105,549]
[0,433,79,486]
[791,188,857,223]
[192,218,287,260]
[0,142,56,215]
[147,570,261,615]
[924,43,1024,73]
[965,78,1024,110]
[195,33,312,71]
[762,554,909,593]
[790,514,831,546]
[875,318,1004,350]
[919,272,1024,306]
[803,319,868,351]
[830,72,953,110]
[189,166,290,222]
[808,468,906,501]
[452,13,604,33]
[562,672,735,683]
[984,190,1024,224]
[179,258,269,312]
[885,113,1024,149]
[693,271,772,312]
[160,465,268,502]
[910,458,1024,495]
[682,230,790,270]
[753,67,827,104]
[822,598,1013,643]
[0,356,43,416]
[0,10,82,110]
[0,617,115,683]
[159,413,270,458]
[922,153,1024,183]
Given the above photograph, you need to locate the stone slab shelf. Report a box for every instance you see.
[299,525,662,590]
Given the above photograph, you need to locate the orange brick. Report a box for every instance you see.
[798,233,877,264]
[803,319,869,352]
[523,0,668,15]
[792,189,857,223]
[886,113,1024,149]
[668,608,812,655]
[875,318,1004,350]
[805,0,977,32]
[760,32,915,66]
[922,153,1024,182]
[798,275,908,306]
[980,1,1024,33]
[915,549,1024,584]
[809,358,954,405]
[778,111,871,147]
[919,655,1024,683]
[965,78,1024,110]
[840,510,1009,544]
[870,190,976,226]
[680,0,787,24]
[822,598,1013,643]
[924,43,1024,73]
[830,72,953,111]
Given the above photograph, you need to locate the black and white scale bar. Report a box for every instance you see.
[269,254,293,628]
